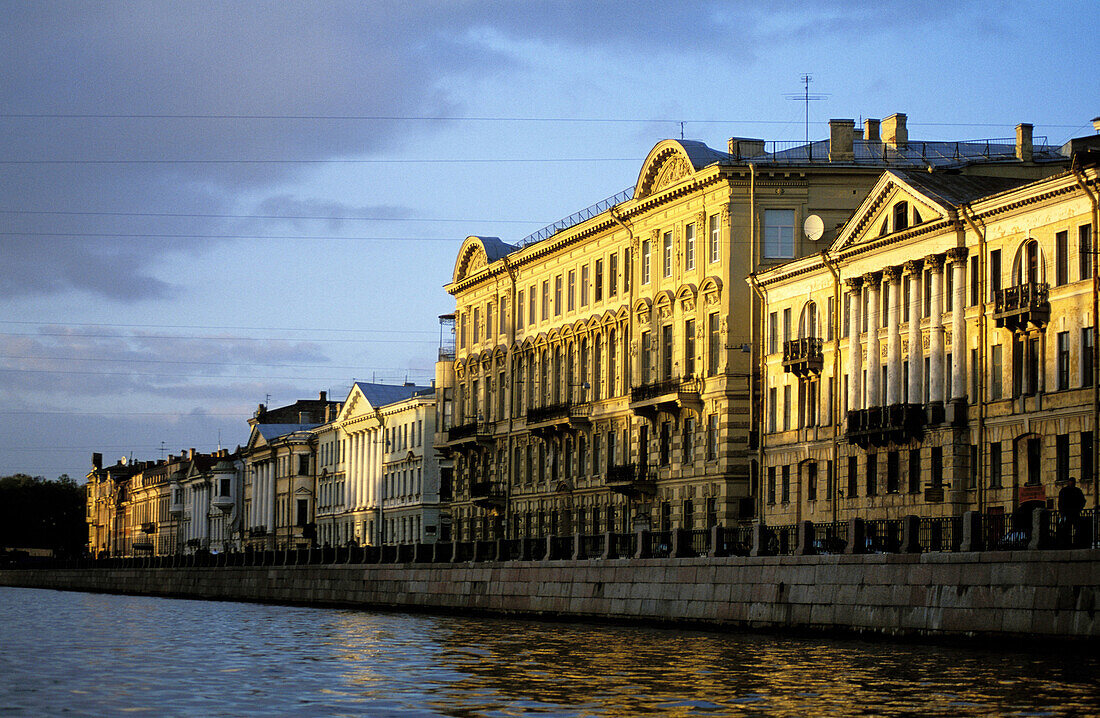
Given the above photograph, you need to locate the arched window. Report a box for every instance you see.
[1014,239,1044,285]
[799,301,818,339]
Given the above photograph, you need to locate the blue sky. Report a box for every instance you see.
[1,0,1096,480]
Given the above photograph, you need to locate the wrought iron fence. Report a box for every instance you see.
[579,534,605,560]
[863,519,902,553]
[549,536,574,560]
[609,532,636,559]
[918,516,961,553]
[648,530,672,558]
[687,529,710,557]
[767,524,798,555]
[812,522,848,554]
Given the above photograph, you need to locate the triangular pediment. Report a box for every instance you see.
[830,171,953,253]
[335,383,376,424]
[246,425,268,452]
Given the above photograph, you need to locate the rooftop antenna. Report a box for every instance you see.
[680,121,685,140]
[784,73,829,146]
[158,440,166,460]
[264,393,271,406]
[217,429,222,451]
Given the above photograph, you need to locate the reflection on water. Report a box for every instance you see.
[0,586,1095,716]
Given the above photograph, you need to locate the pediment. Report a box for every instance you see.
[246,425,268,451]
[335,384,376,424]
[635,140,699,199]
[830,172,952,253]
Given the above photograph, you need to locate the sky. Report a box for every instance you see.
[1,0,1096,481]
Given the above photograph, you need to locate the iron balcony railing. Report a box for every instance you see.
[993,281,1050,331]
[847,404,925,447]
[630,376,700,404]
[446,421,493,443]
[782,337,824,377]
[525,401,591,426]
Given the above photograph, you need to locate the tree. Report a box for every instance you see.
[0,474,87,557]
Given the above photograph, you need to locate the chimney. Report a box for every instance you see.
[1016,123,1033,161]
[829,119,855,162]
[319,391,327,402]
[189,448,195,460]
[728,137,766,159]
[864,118,881,143]
[882,113,908,148]
[92,452,103,469]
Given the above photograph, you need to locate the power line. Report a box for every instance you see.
[0,366,432,381]
[0,208,545,224]
[0,320,435,335]
[0,157,639,165]
[0,230,461,242]
[0,331,435,344]
[0,354,428,372]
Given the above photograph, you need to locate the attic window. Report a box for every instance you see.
[912,207,922,225]
[892,201,909,232]
[878,218,889,236]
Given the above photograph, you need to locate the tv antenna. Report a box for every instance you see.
[784,74,829,146]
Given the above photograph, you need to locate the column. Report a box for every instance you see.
[864,272,882,408]
[926,254,945,407]
[948,247,969,403]
[885,265,903,406]
[905,260,924,405]
[266,461,275,532]
[845,277,863,413]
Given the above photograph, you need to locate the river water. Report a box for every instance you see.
[0,587,1096,717]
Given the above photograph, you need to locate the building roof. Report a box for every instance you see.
[255,423,319,441]
[892,171,1034,207]
[352,381,433,407]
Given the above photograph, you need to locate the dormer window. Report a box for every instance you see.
[892,201,909,232]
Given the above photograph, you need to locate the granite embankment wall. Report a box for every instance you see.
[3,550,1098,640]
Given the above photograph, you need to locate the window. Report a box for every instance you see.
[763,209,795,258]
[500,298,507,334]
[685,222,696,270]
[608,253,617,296]
[659,422,671,466]
[1025,437,1041,485]
[781,465,790,503]
[1083,327,1095,388]
[567,270,576,312]
[782,384,791,431]
[682,416,695,464]
[968,444,978,489]
[1056,231,1068,286]
[945,266,953,313]
[1056,433,1070,483]
[706,414,718,460]
[887,451,899,493]
[580,265,590,306]
[866,453,877,496]
[807,463,818,501]
[892,201,909,232]
[607,330,617,397]
[708,312,720,376]
[990,249,1002,300]
[595,259,603,302]
[554,275,562,317]
[661,324,673,380]
[908,449,921,493]
[970,261,979,306]
[684,319,695,377]
[931,446,943,486]
[641,331,651,379]
[517,290,524,328]
[1081,225,1094,281]
[298,455,310,476]
[1057,331,1070,390]
[1083,432,1094,488]
[990,344,1003,399]
[472,308,480,344]
[768,386,777,432]
[623,248,631,291]
[641,240,651,284]
[768,312,778,354]
[767,466,776,505]
[460,313,467,348]
[708,214,720,263]
[971,348,979,399]
[847,456,858,498]
[541,281,550,320]
[782,307,792,344]
[989,442,1002,488]
[826,296,834,341]
[662,231,673,277]
[528,285,536,326]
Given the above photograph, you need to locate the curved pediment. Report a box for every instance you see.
[452,236,518,284]
[635,140,725,200]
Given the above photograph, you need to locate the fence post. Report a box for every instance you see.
[794,520,815,556]
[750,522,771,557]
[1028,508,1052,550]
[901,515,922,553]
[634,529,651,559]
[708,525,725,558]
[601,532,614,560]
[844,518,866,554]
[669,528,687,558]
[571,533,582,561]
[960,511,984,552]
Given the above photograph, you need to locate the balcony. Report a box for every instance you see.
[629,376,702,419]
[140,522,157,535]
[525,401,591,436]
[846,404,925,448]
[605,463,656,498]
[993,281,1050,332]
[445,421,494,446]
[212,494,234,513]
[782,337,824,378]
[248,526,268,537]
[469,480,505,510]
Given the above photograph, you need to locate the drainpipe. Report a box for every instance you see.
[1069,158,1100,511]
[959,205,987,513]
[501,255,519,539]
[748,272,768,523]
[822,250,843,525]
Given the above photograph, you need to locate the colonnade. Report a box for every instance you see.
[343,426,382,512]
[186,483,210,543]
[251,461,276,531]
[845,249,969,413]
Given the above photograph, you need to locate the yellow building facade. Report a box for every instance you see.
[753,145,1098,531]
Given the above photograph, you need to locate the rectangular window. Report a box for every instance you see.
[866,453,877,497]
[782,307,791,343]
[708,312,720,376]
[594,259,603,302]
[641,331,651,379]
[472,308,480,344]
[782,384,791,431]
[945,266,953,313]
[989,441,1002,488]
[708,214,720,263]
[682,416,694,464]
[567,270,576,312]
[541,280,550,320]
[781,465,790,503]
[662,231,673,278]
[887,451,899,493]
[298,454,310,476]
[847,455,858,499]
[1027,337,1040,395]
[908,449,921,493]
[970,261,979,306]
[517,290,524,328]
[1056,433,1070,483]
[661,324,673,380]
[931,446,943,486]
[1057,331,1070,390]
[990,344,1003,399]
[641,240,651,284]
[768,312,778,354]
[528,285,536,326]
[684,319,695,377]
[608,253,618,296]
[460,313,468,349]
[706,414,718,460]
[971,348,979,399]
[684,222,696,270]
[990,249,1002,300]
[623,248,631,291]
[1083,431,1094,488]
[1083,327,1095,387]
[580,265,589,306]
[768,386,777,432]
[554,275,562,317]
[968,444,978,489]
[1081,225,1094,281]
[826,296,834,341]
[1056,230,1069,286]
[659,422,671,466]
[500,298,507,334]
[763,209,795,258]
[767,466,776,505]
[807,462,818,502]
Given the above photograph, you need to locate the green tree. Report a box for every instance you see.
[0,474,87,557]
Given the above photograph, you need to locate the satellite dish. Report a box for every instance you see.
[804,214,824,242]
[119,456,128,466]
